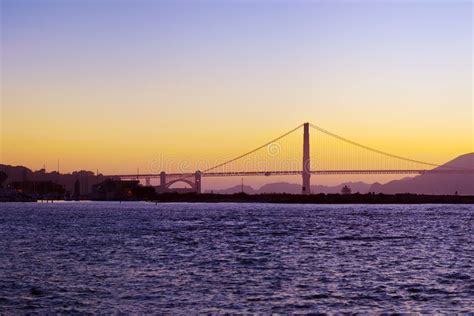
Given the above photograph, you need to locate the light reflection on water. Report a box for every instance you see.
[0,202,473,313]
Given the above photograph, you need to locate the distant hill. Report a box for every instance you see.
[369,153,474,195]
[209,181,372,194]
[207,185,257,194]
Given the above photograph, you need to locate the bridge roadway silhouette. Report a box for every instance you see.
[108,122,474,194]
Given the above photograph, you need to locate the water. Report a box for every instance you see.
[0,202,473,313]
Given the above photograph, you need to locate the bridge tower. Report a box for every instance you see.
[195,171,202,194]
[302,122,311,194]
[159,171,166,192]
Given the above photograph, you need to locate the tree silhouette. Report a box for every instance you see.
[341,185,351,195]
[0,171,8,189]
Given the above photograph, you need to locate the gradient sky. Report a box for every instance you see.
[1,0,472,188]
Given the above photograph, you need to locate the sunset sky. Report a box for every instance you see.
[1,0,472,188]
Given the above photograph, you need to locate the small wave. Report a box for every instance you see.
[30,287,45,297]
[442,273,471,280]
[335,236,417,241]
[303,293,330,300]
[409,294,429,302]
[406,287,423,293]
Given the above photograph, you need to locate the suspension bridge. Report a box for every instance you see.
[110,122,474,194]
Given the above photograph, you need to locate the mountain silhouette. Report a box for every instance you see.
[209,181,372,194]
[369,153,474,195]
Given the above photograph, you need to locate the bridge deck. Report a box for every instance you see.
[109,169,474,179]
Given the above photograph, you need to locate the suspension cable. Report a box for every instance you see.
[309,123,449,168]
[203,123,304,173]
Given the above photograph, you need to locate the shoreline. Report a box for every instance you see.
[3,193,474,204]
[155,193,474,204]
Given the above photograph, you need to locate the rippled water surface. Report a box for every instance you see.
[0,202,473,313]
